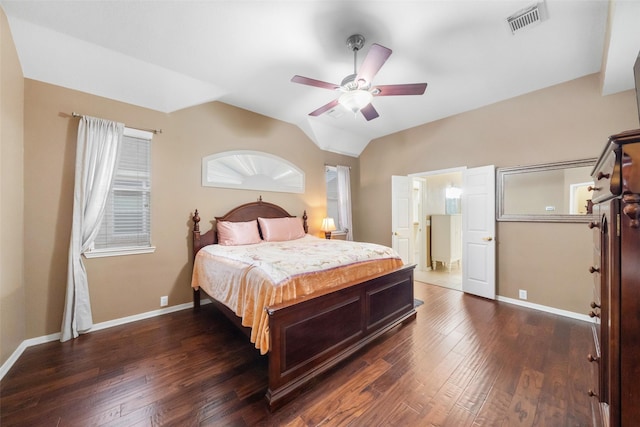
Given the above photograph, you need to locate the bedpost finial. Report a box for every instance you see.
[258,195,263,203]
[193,209,200,232]
[302,210,308,234]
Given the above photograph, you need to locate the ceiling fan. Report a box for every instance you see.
[291,34,427,121]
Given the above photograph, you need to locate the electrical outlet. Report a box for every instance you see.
[518,289,528,300]
[160,296,168,307]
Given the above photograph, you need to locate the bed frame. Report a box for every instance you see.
[191,198,416,411]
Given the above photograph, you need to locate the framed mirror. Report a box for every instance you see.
[497,158,597,223]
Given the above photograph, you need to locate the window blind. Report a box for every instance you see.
[94,130,151,250]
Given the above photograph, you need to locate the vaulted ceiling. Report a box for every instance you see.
[2,1,639,157]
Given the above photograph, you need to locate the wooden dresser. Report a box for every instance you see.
[588,129,640,427]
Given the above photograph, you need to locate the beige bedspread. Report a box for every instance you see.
[191,235,403,354]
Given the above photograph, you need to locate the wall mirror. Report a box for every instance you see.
[497,158,597,222]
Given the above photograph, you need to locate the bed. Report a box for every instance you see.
[190,198,416,410]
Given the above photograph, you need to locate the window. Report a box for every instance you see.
[85,128,154,257]
[325,165,353,240]
[202,150,305,193]
[325,166,340,230]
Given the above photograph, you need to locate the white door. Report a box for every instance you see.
[462,165,496,299]
[391,175,412,264]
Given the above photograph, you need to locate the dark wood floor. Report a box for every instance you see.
[0,282,595,426]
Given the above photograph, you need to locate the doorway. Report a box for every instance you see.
[392,165,496,299]
[410,169,464,291]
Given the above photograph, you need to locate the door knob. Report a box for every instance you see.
[482,237,493,242]
[587,354,600,363]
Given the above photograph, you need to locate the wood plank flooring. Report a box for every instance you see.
[0,282,595,426]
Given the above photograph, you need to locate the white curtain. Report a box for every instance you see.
[336,165,353,241]
[61,116,124,342]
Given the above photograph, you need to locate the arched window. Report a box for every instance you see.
[202,150,304,193]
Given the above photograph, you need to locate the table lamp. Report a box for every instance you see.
[320,217,336,239]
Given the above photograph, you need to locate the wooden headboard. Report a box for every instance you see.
[192,198,308,257]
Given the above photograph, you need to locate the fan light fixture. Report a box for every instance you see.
[338,90,373,114]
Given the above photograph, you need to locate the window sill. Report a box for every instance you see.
[83,246,156,258]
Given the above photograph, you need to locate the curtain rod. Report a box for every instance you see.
[325,163,352,169]
[71,112,162,135]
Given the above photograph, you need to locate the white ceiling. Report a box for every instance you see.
[2,1,639,157]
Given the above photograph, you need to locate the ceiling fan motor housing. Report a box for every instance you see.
[346,34,365,52]
[340,73,369,91]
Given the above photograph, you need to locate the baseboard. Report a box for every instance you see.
[0,299,211,381]
[89,301,195,333]
[497,295,594,323]
[0,341,28,381]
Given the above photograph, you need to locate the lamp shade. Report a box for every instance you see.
[338,90,373,114]
[320,217,337,232]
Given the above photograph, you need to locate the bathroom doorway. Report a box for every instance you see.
[411,168,464,291]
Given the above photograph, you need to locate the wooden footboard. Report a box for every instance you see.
[190,202,416,411]
[265,263,416,411]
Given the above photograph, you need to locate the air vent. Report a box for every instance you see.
[507,3,545,34]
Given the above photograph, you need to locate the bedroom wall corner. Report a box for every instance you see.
[0,7,26,368]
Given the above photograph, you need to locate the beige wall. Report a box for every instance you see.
[0,8,25,366]
[358,73,638,313]
[22,80,358,339]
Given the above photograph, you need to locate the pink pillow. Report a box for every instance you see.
[217,220,261,246]
[258,217,305,242]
